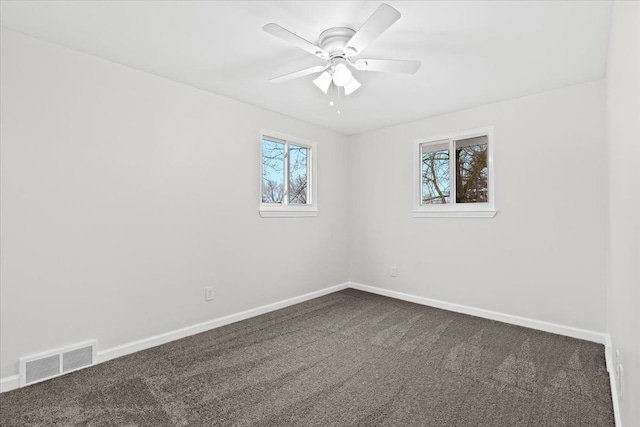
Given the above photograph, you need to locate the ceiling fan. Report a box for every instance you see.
[262,3,421,97]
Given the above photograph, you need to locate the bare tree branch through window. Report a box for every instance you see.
[420,135,489,206]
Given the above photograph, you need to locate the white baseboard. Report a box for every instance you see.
[0,281,610,396]
[0,282,349,393]
[96,282,350,364]
[0,375,20,393]
[348,282,606,344]
[605,334,622,427]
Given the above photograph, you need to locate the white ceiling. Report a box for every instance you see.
[0,1,612,135]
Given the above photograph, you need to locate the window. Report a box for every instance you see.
[413,127,495,217]
[260,130,317,217]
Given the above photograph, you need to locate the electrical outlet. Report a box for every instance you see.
[205,286,214,301]
[390,266,397,277]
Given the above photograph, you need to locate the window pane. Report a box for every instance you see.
[454,136,488,203]
[421,143,450,204]
[262,139,285,204]
[288,144,308,204]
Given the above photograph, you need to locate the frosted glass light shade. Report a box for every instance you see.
[344,77,361,95]
[313,71,332,94]
[332,63,353,87]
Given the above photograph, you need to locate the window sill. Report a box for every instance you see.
[259,209,318,218]
[412,210,497,218]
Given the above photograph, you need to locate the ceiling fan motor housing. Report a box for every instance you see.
[318,27,356,57]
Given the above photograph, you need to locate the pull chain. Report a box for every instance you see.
[329,83,335,107]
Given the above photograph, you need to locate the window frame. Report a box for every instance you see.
[259,129,318,218]
[413,126,496,218]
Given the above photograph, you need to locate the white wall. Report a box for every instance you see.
[0,29,349,379]
[348,80,608,333]
[606,2,640,425]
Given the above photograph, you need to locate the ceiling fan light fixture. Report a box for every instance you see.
[263,4,419,109]
[313,71,332,94]
[332,62,353,87]
[343,77,361,96]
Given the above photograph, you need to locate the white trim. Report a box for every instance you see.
[259,129,318,217]
[348,282,606,344]
[1,282,612,398]
[259,208,318,218]
[412,210,496,218]
[605,334,623,426]
[413,126,496,218]
[0,375,20,393]
[418,127,494,144]
[96,282,349,364]
[0,282,349,393]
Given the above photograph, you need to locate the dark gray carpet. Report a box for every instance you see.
[0,289,614,426]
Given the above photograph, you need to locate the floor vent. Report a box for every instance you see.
[19,340,96,387]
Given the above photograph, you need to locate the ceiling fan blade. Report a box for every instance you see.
[269,65,328,84]
[343,4,401,57]
[263,23,329,59]
[352,58,421,74]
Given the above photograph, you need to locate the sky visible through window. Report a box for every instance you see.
[421,144,450,204]
[262,139,308,204]
[288,144,308,204]
[262,139,285,203]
